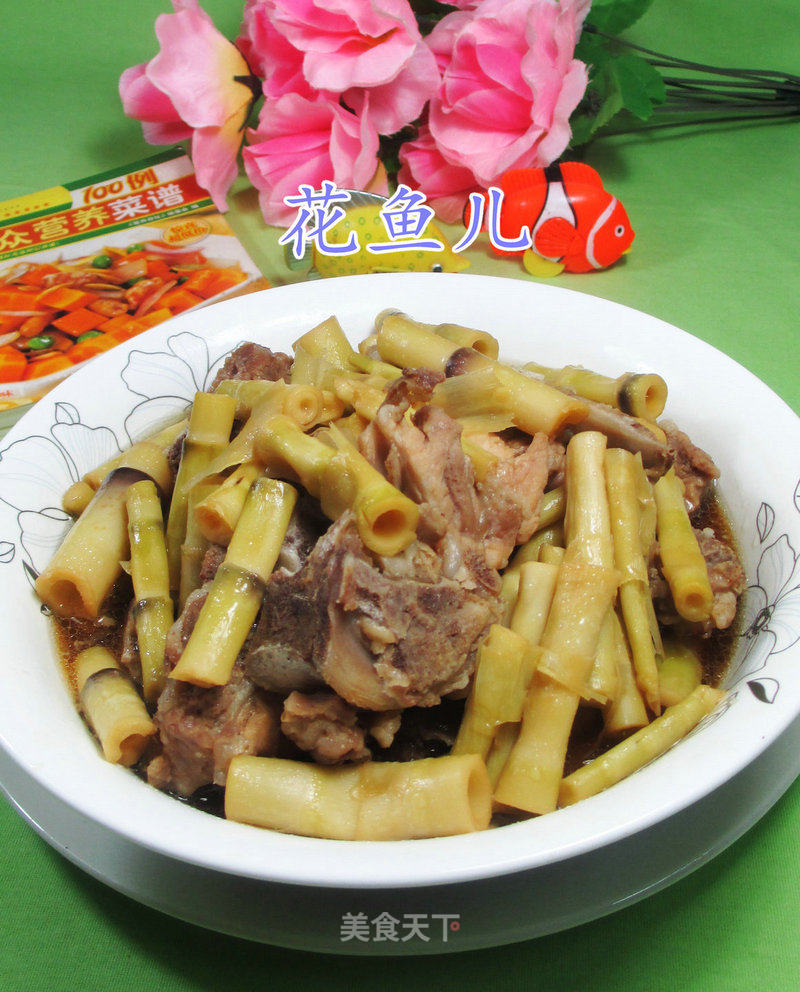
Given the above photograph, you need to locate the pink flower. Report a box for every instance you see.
[241,0,439,134]
[427,0,590,187]
[120,0,258,210]
[398,126,478,223]
[237,0,314,100]
[243,94,385,225]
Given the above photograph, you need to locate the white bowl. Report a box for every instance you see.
[0,273,798,953]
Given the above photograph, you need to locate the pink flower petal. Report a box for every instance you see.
[244,93,381,225]
[141,119,193,144]
[398,126,477,223]
[149,2,252,128]
[427,0,588,186]
[191,110,246,211]
[120,64,182,123]
[344,42,440,135]
[271,0,420,91]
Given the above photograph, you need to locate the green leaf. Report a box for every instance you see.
[585,0,657,35]
[569,62,623,147]
[612,53,666,120]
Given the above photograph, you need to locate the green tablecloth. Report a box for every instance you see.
[1,2,798,989]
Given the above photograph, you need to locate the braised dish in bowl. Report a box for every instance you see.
[1,274,798,948]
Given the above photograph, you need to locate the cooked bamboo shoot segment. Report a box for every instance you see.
[215,378,324,428]
[165,392,236,595]
[524,361,668,421]
[254,415,419,557]
[433,321,499,358]
[654,468,714,623]
[494,553,619,814]
[505,523,565,573]
[294,315,399,379]
[658,641,703,707]
[171,478,298,688]
[538,544,565,567]
[499,569,521,625]
[486,562,559,785]
[375,311,588,436]
[62,418,184,516]
[559,685,724,807]
[179,481,217,610]
[564,431,614,567]
[431,367,512,423]
[36,467,147,619]
[194,464,260,546]
[604,610,649,734]
[76,646,156,766]
[509,561,559,647]
[376,311,462,372]
[127,480,173,702]
[460,437,499,482]
[605,447,661,713]
[225,754,492,839]
[453,625,537,759]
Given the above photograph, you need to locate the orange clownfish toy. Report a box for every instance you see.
[474,162,635,277]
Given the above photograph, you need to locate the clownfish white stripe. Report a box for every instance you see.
[585,197,618,270]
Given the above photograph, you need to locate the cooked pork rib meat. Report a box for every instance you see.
[245,514,498,711]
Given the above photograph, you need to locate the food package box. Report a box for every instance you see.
[0,150,264,436]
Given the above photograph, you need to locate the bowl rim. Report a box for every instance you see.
[1,272,798,890]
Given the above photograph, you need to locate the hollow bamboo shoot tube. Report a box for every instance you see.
[494,554,619,814]
[165,392,236,594]
[509,561,559,647]
[194,464,260,546]
[505,523,565,574]
[255,416,419,557]
[214,378,285,418]
[215,379,324,429]
[431,368,511,420]
[290,344,338,390]
[537,486,566,531]
[179,481,218,609]
[564,431,614,567]
[322,426,420,557]
[197,392,288,485]
[604,611,649,734]
[453,625,537,759]
[658,641,703,708]
[499,569,521,625]
[434,321,499,359]
[524,362,668,421]
[487,562,559,786]
[331,377,386,422]
[585,614,618,709]
[36,467,146,618]
[654,468,714,623]
[76,646,155,766]
[225,754,492,839]
[605,448,661,713]
[538,544,565,567]
[63,418,185,515]
[376,312,588,436]
[485,724,518,788]
[460,437,499,483]
[127,480,173,703]
[294,315,354,367]
[559,685,724,807]
[171,479,298,688]
[376,311,461,372]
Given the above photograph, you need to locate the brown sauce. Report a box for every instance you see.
[693,490,743,686]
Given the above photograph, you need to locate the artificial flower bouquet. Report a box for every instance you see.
[121,0,800,228]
